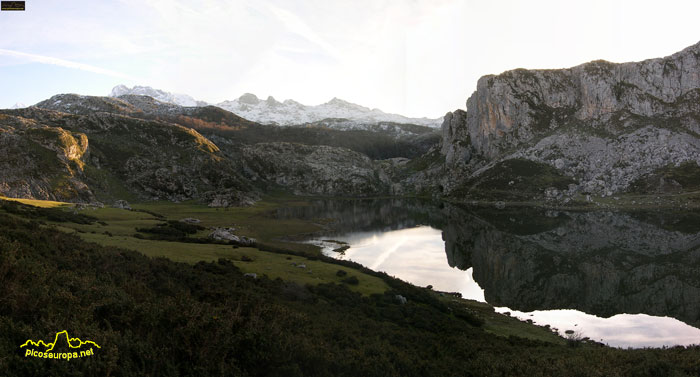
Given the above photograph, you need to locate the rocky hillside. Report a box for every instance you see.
[0,113,93,202]
[241,142,391,196]
[437,41,700,201]
[1,94,406,204]
[0,106,256,206]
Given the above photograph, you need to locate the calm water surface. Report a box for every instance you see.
[277,199,700,348]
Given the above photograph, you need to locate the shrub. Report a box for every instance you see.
[342,276,359,285]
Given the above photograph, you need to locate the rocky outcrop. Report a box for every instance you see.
[0,108,256,206]
[0,113,95,202]
[440,110,470,166]
[440,41,700,197]
[209,227,256,246]
[241,142,391,196]
[113,200,131,210]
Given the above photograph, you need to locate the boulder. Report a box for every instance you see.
[180,217,201,224]
[113,200,131,210]
[209,227,240,242]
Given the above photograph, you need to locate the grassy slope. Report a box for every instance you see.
[0,196,564,344]
[2,207,700,376]
[39,198,389,297]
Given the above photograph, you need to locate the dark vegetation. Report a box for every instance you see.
[228,125,438,160]
[629,161,700,194]
[0,200,96,224]
[173,116,439,160]
[136,220,206,241]
[2,208,700,376]
[159,106,439,160]
[454,158,574,200]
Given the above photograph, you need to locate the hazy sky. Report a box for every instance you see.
[1,0,699,117]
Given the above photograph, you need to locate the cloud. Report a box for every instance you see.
[263,2,341,61]
[0,48,138,80]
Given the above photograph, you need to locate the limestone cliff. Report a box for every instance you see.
[440,41,700,198]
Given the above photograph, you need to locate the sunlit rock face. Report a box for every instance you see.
[0,106,257,206]
[442,207,700,327]
[462,42,700,159]
[439,41,700,197]
[0,113,95,202]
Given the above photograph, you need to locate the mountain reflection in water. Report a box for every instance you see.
[277,199,700,347]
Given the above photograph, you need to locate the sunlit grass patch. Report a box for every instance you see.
[78,232,388,296]
[0,195,70,208]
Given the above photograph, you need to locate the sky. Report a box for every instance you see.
[1,0,700,118]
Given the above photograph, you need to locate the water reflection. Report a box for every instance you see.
[286,199,700,347]
[449,208,700,328]
[313,226,485,301]
[496,308,700,348]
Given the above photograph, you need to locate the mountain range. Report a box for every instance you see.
[3,41,700,207]
[0,91,440,205]
[110,85,443,129]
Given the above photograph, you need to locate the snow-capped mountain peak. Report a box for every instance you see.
[217,94,442,127]
[237,93,260,105]
[109,85,443,128]
[110,85,205,107]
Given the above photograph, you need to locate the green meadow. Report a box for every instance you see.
[0,195,563,342]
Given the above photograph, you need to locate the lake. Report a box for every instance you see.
[276,198,700,348]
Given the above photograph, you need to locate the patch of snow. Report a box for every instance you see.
[109,85,443,129]
[110,85,201,107]
[216,93,443,128]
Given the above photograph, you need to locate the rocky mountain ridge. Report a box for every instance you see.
[0,105,257,206]
[437,41,700,199]
[216,93,442,128]
[4,42,700,206]
[0,94,400,205]
[110,85,207,107]
[110,85,442,129]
